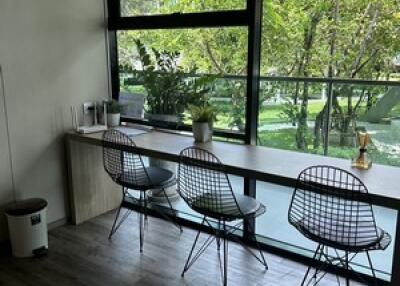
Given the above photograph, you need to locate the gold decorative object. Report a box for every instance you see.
[352,132,372,170]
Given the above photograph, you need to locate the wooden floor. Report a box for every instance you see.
[0,211,365,286]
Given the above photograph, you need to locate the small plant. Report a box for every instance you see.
[106,100,122,114]
[188,104,217,124]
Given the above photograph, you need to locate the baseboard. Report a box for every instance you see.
[48,217,68,230]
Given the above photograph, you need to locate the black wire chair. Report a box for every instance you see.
[288,165,391,286]
[177,147,268,286]
[103,129,182,252]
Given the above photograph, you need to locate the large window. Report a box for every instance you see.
[107,0,400,282]
[257,0,400,167]
[110,0,250,140]
[117,28,248,135]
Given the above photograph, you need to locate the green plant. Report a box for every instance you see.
[188,104,217,123]
[106,100,122,114]
[133,39,215,118]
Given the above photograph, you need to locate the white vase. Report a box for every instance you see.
[107,113,120,127]
[192,122,213,143]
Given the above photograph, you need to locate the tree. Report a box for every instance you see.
[118,0,400,147]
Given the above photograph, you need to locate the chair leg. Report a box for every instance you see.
[108,203,123,239]
[229,218,268,269]
[181,217,207,276]
[246,218,268,269]
[345,251,350,286]
[300,244,322,286]
[139,191,145,252]
[366,251,377,286]
[161,187,183,232]
[109,188,130,239]
[216,220,221,252]
[223,221,228,286]
[143,191,149,231]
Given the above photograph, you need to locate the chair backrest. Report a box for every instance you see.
[288,165,379,247]
[177,147,242,219]
[102,129,148,185]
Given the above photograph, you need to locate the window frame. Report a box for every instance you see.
[106,0,261,143]
[105,1,399,283]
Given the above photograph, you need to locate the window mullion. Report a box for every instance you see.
[109,10,248,30]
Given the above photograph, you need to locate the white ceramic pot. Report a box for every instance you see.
[107,113,120,127]
[192,122,213,143]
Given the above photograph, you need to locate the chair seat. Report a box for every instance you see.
[116,167,175,190]
[293,218,391,251]
[192,193,263,221]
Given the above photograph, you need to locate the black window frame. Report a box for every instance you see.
[107,0,262,253]
[105,1,397,283]
[106,0,261,143]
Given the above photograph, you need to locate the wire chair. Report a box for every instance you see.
[177,147,268,286]
[288,165,391,286]
[103,129,182,252]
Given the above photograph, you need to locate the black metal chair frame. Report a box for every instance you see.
[103,129,182,252]
[288,165,391,286]
[177,147,268,286]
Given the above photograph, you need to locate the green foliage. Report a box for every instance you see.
[187,104,217,123]
[280,100,300,126]
[132,39,215,117]
[118,0,400,166]
[106,100,122,114]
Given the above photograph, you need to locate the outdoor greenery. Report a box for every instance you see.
[128,39,214,119]
[118,0,400,167]
[187,104,217,123]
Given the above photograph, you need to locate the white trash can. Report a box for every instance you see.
[5,198,48,258]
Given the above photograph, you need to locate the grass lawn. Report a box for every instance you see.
[258,128,400,167]
[258,101,325,125]
[212,99,400,167]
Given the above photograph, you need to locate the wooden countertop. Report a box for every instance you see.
[66,129,400,209]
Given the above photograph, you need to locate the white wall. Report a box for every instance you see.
[0,0,109,240]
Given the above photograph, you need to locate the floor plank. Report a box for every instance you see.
[0,210,365,286]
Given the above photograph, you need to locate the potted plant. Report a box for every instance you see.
[133,39,213,124]
[131,40,215,202]
[106,100,122,127]
[188,104,217,143]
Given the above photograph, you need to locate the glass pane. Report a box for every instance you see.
[261,0,399,81]
[327,83,400,167]
[255,181,396,281]
[120,0,246,16]
[258,79,327,155]
[118,27,248,134]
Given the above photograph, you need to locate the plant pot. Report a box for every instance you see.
[192,122,213,143]
[107,113,120,127]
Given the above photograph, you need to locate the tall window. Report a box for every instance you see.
[258,0,400,167]
[255,1,399,280]
[109,0,250,140]
[108,0,400,281]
